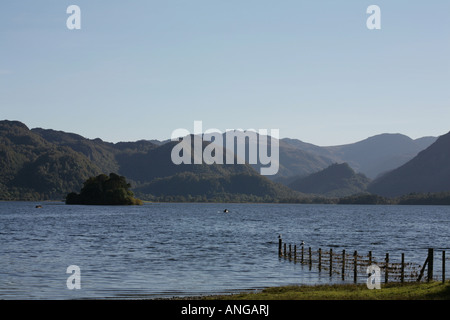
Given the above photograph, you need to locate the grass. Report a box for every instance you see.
[200,281,450,300]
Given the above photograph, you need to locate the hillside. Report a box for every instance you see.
[368,131,450,197]
[203,131,334,181]
[0,120,445,201]
[0,120,300,201]
[31,127,158,177]
[288,163,371,197]
[282,134,436,179]
[134,171,303,202]
[0,121,101,200]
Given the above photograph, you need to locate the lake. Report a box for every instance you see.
[0,202,449,299]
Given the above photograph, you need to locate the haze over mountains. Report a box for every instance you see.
[281,134,437,179]
[0,119,448,202]
[368,131,450,197]
[202,130,437,181]
[0,120,299,201]
[288,163,371,198]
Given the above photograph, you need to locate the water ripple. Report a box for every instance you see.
[1,202,449,299]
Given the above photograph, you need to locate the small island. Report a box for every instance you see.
[66,173,143,205]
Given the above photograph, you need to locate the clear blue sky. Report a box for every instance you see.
[1,1,449,146]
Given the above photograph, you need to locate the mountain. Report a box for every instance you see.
[203,131,334,181]
[0,120,301,201]
[134,171,302,202]
[0,119,443,201]
[282,134,437,179]
[31,127,158,176]
[325,134,438,179]
[0,120,103,200]
[288,163,371,197]
[275,140,334,179]
[367,131,450,197]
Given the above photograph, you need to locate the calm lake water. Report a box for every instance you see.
[0,202,449,300]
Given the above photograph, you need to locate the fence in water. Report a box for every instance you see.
[278,238,447,284]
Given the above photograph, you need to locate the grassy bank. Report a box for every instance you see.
[201,281,450,300]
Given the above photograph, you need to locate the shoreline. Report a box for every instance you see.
[166,281,450,300]
[2,199,450,206]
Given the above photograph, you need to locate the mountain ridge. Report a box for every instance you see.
[368,131,450,197]
[288,162,371,197]
[0,119,445,201]
[281,133,437,179]
[0,120,297,201]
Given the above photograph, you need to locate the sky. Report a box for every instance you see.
[0,0,449,146]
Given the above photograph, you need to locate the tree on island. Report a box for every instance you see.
[66,173,143,205]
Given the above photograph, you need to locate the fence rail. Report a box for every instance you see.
[278,238,447,284]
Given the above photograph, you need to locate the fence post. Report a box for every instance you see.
[309,247,312,269]
[294,245,297,263]
[284,243,286,258]
[278,237,282,257]
[401,253,405,284]
[385,253,389,284]
[342,250,346,280]
[353,251,358,283]
[368,251,372,266]
[443,251,446,284]
[329,248,333,277]
[427,248,434,282]
[301,245,304,264]
[318,248,322,271]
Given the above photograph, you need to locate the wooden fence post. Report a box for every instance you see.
[289,244,292,260]
[278,237,282,257]
[308,247,312,269]
[284,243,286,258]
[353,251,358,283]
[385,253,389,284]
[401,253,405,283]
[427,248,434,282]
[329,248,333,277]
[368,251,372,266]
[342,250,346,280]
[294,245,297,263]
[301,245,304,264]
[443,251,446,284]
[318,248,322,271]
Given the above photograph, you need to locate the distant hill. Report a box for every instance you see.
[31,127,158,176]
[324,134,438,179]
[202,131,334,181]
[134,171,303,202]
[368,131,450,197]
[282,134,437,179]
[0,119,444,201]
[0,120,300,201]
[0,121,101,200]
[115,139,256,184]
[275,140,334,179]
[288,163,371,197]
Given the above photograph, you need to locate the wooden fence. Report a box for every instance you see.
[278,238,447,284]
